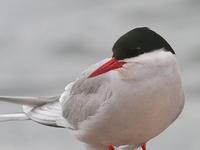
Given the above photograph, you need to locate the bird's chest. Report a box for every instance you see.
[100,68,184,145]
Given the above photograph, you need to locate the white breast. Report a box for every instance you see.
[69,50,185,148]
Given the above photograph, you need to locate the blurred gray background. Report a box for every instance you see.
[0,0,199,150]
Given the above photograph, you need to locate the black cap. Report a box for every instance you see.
[112,27,175,60]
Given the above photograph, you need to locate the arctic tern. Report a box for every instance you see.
[0,27,185,150]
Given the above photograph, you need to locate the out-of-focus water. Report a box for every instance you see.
[0,0,199,150]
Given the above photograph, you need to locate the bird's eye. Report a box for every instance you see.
[136,47,141,50]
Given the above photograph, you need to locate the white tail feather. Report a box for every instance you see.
[0,95,70,128]
[0,96,59,106]
[0,113,29,122]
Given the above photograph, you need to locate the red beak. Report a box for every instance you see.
[89,58,126,78]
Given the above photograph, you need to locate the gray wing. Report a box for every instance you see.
[60,58,113,129]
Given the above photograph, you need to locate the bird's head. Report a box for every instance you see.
[112,27,175,60]
[89,27,175,78]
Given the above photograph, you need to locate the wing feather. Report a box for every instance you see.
[60,58,113,129]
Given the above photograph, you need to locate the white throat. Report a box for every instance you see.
[117,49,177,80]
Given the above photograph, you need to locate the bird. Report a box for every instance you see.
[0,27,184,150]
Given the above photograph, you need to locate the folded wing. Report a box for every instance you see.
[60,58,113,129]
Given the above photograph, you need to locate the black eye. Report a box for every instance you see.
[135,47,141,50]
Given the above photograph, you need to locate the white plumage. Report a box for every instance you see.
[59,50,184,149]
[0,49,184,150]
[0,27,185,150]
